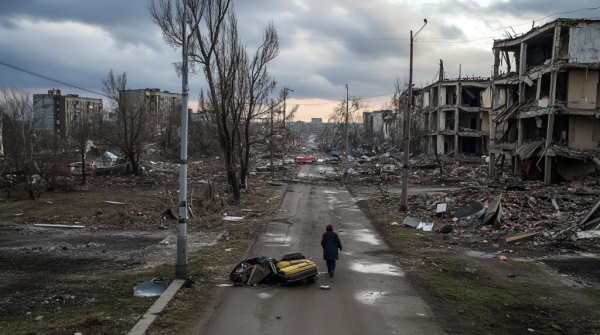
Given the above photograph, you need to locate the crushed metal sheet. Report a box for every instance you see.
[453,201,484,220]
[482,195,502,227]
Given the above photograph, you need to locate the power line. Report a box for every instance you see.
[293,92,395,105]
[0,60,108,98]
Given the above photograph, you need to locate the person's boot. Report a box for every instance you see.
[329,271,334,277]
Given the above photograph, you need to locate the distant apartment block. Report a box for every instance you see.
[33,89,103,136]
[119,88,182,130]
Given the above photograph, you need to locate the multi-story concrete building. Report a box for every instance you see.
[489,18,600,184]
[33,89,103,136]
[421,61,491,156]
[119,88,182,131]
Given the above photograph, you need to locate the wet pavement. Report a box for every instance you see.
[199,183,446,335]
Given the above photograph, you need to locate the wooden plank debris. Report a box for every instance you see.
[505,232,541,244]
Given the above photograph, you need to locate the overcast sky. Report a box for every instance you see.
[1,0,599,120]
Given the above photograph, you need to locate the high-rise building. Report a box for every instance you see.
[33,89,103,136]
[119,88,182,130]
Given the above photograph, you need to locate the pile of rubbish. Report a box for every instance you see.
[229,253,318,285]
[392,180,600,245]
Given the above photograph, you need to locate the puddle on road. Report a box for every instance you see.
[466,250,503,259]
[354,291,387,305]
[256,293,273,299]
[261,233,291,243]
[350,260,404,276]
[348,229,382,245]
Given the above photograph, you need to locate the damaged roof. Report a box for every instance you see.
[493,18,600,48]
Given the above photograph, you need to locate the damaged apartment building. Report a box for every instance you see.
[489,18,600,184]
[422,60,492,156]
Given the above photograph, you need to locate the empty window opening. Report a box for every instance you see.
[460,137,478,154]
[462,87,484,107]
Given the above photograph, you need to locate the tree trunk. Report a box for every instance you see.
[81,151,86,185]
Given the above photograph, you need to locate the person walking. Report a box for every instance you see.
[321,224,343,277]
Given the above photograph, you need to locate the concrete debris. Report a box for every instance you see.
[576,230,600,239]
[33,224,85,229]
[224,215,244,221]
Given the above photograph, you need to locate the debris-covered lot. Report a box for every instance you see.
[341,151,600,334]
[0,161,285,335]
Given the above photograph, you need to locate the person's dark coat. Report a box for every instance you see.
[321,231,342,260]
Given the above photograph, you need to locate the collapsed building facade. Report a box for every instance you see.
[422,61,491,156]
[489,19,600,184]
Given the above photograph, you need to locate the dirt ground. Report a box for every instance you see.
[0,164,290,334]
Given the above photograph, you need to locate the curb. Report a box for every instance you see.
[128,279,185,335]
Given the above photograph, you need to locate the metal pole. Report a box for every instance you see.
[176,1,189,279]
[400,30,413,212]
[270,107,274,177]
[283,92,286,164]
[345,84,349,174]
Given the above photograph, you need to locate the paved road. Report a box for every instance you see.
[199,182,446,335]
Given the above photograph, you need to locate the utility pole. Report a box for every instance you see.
[176,1,189,279]
[282,87,293,164]
[270,106,274,177]
[345,84,349,174]
[401,19,427,212]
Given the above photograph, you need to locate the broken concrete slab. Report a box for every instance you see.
[578,198,600,229]
[576,230,600,239]
[33,224,85,229]
[224,215,244,221]
[453,201,484,220]
[505,232,541,244]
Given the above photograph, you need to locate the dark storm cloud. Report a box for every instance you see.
[3,0,597,106]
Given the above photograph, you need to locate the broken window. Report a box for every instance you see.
[432,87,439,107]
[462,87,484,107]
[445,85,457,105]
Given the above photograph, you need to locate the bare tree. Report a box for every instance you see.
[99,70,149,176]
[0,87,70,199]
[327,97,368,152]
[158,103,182,159]
[150,0,280,201]
[68,106,98,184]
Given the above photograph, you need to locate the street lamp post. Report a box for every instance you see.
[176,2,190,279]
[401,19,427,212]
[344,84,349,174]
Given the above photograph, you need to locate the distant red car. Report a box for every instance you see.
[295,157,314,164]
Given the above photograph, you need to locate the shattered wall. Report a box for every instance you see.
[568,115,600,150]
[567,70,599,109]
[480,112,490,132]
[423,91,430,108]
[482,86,493,108]
[568,22,600,63]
